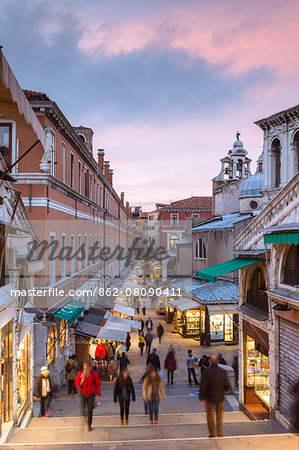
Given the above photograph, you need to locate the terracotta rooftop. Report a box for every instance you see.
[168,196,212,210]
[23,90,51,101]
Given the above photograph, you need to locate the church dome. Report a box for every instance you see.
[239,172,263,198]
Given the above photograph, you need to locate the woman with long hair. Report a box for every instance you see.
[142,368,165,425]
[114,369,135,425]
[164,345,177,385]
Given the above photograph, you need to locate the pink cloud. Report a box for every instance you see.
[77,0,299,77]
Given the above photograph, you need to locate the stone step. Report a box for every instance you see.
[1,434,298,450]
[28,411,250,428]
[9,418,287,444]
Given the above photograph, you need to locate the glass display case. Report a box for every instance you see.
[246,336,270,406]
[224,314,233,341]
[185,310,200,335]
[210,314,224,340]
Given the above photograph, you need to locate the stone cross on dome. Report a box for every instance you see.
[236,131,241,140]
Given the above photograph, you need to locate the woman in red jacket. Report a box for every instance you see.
[75,360,101,431]
[164,345,177,385]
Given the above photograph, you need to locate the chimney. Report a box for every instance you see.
[108,168,113,185]
[97,149,105,172]
[120,192,125,204]
[126,201,130,212]
[104,160,110,179]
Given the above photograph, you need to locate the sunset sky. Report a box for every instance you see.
[1,0,298,210]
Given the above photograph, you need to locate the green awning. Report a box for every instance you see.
[264,232,299,246]
[195,258,264,283]
[53,299,85,324]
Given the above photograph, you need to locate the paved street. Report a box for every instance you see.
[4,304,297,449]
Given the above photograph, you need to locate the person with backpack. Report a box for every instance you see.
[65,354,79,394]
[75,360,101,431]
[146,348,161,371]
[114,368,136,425]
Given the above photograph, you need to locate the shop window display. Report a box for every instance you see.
[210,314,224,340]
[59,320,68,349]
[1,321,13,424]
[47,327,57,364]
[185,310,200,335]
[17,333,30,415]
[246,336,270,406]
[224,314,233,341]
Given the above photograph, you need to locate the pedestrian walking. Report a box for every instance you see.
[143,368,165,425]
[146,348,161,371]
[142,300,146,316]
[115,342,126,360]
[138,317,145,335]
[126,332,131,351]
[65,354,79,394]
[186,349,199,386]
[145,330,153,354]
[33,366,52,418]
[135,297,140,315]
[119,352,130,370]
[140,364,153,415]
[231,356,238,387]
[146,317,153,331]
[114,368,136,425]
[199,355,209,375]
[199,355,231,438]
[164,345,177,385]
[75,360,101,431]
[138,332,145,355]
[157,323,164,344]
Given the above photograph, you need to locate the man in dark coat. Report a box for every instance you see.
[200,355,231,438]
[146,348,161,371]
[119,352,130,370]
[157,323,164,344]
[145,317,153,331]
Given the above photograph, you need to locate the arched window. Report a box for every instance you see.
[283,244,299,286]
[246,268,268,312]
[169,234,179,250]
[195,238,206,259]
[78,133,86,143]
[293,131,299,173]
[236,159,243,179]
[271,138,281,187]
